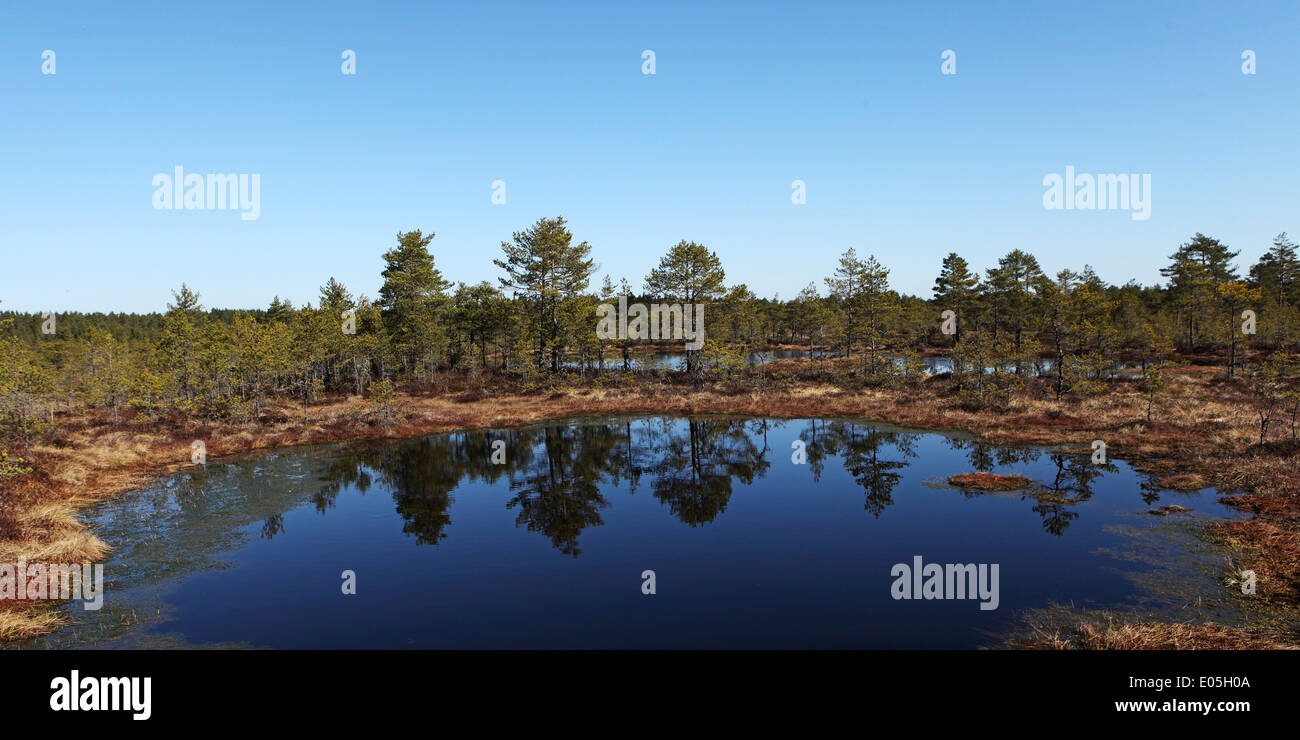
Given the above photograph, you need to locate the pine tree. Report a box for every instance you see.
[1160,233,1239,351]
[644,240,726,372]
[378,230,450,382]
[824,248,868,358]
[932,252,980,343]
[494,217,595,372]
[158,284,205,406]
[858,255,893,375]
[644,241,727,302]
[793,282,830,348]
[983,250,1048,361]
[1038,267,1117,398]
[265,296,294,322]
[1249,233,1299,307]
[82,326,132,424]
[451,281,505,369]
[318,277,356,391]
[1217,280,1261,378]
[168,283,203,313]
[1248,233,1300,347]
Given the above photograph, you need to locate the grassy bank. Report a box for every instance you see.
[3,360,1297,646]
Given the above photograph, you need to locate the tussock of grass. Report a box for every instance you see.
[2,531,109,564]
[1157,473,1206,491]
[0,500,109,563]
[947,472,1032,491]
[1020,616,1295,650]
[0,603,64,642]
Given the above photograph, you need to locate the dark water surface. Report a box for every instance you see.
[23,416,1242,649]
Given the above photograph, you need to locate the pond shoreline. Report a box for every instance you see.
[3,371,1297,647]
[11,415,1249,649]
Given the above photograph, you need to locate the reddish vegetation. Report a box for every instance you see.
[1020,618,1296,650]
[4,364,1300,646]
[1013,413,1084,428]
[1213,518,1300,607]
[1156,473,1206,491]
[947,472,1032,491]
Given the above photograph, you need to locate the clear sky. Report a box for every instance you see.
[2,0,1296,313]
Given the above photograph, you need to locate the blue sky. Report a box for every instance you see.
[1,0,1296,312]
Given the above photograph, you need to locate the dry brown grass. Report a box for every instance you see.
[947,472,1032,491]
[1020,616,1296,650]
[0,602,64,642]
[1157,473,1207,491]
[1212,519,1300,606]
[2,367,1297,645]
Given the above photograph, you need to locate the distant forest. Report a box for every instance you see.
[1,218,1297,465]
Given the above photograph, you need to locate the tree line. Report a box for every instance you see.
[2,218,1297,461]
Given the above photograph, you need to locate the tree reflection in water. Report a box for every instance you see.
[311,417,1158,553]
[797,421,919,517]
[645,418,771,527]
[941,436,1126,536]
